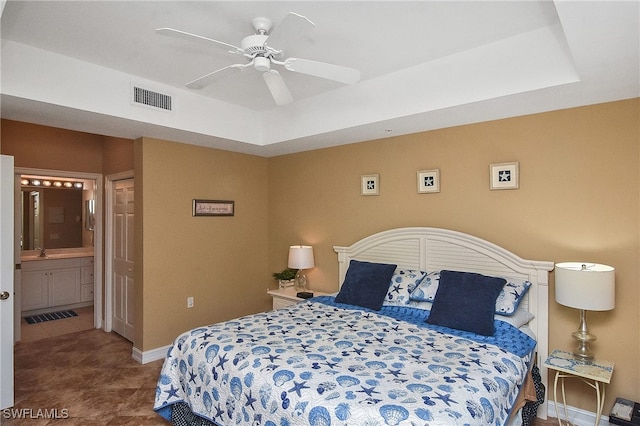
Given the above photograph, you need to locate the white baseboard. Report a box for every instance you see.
[548,401,610,426]
[132,344,170,364]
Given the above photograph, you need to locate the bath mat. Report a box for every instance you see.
[24,310,78,324]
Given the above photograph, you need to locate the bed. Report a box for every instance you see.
[154,227,553,425]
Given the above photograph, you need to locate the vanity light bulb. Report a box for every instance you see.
[53,182,62,187]
[31,179,41,186]
[63,182,73,188]
[20,179,29,185]
[42,180,52,187]
[73,182,83,189]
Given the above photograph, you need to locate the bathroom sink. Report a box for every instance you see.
[21,251,93,261]
[21,254,48,261]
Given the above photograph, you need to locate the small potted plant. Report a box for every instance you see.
[273,268,298,289]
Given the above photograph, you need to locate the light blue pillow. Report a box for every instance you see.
[495,278,532,316]
[384,269,426,306]
[408,271,440,302]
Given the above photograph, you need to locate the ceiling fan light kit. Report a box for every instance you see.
[253,56,271,72]
[157,12,361,106]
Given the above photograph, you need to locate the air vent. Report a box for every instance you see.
[132,86,172,111]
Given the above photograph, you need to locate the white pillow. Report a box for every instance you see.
[408,271,440,302]
[410,270,533,317]
[495,308,535,328]
[495,277,532,316]
[384,269,426,306]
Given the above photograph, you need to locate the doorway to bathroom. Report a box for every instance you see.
[13,167,103,342]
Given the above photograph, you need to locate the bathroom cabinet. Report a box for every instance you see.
[80,257,95,302]
[21,256,93,312]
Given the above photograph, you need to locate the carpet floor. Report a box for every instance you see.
[6,328,560,425]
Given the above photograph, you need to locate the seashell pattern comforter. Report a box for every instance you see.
[154,296,536,426]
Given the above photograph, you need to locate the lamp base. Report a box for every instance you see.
[571,309,597,361]
[294,270,308,291]
[572,330,596,361]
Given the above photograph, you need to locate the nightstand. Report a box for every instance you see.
[267,287,328,310]
[544,349,614,426]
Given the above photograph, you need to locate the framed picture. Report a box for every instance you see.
[192,199,235,216]
[490,162,519,190]
[361,174,379,196]
[417,169,440,193]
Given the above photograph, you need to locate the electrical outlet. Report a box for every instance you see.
[187,296,194,308]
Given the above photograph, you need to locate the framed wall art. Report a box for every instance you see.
[361,174,380,196]
[192,199,235,216]
[417,169,440,193]
[490,162,519,190]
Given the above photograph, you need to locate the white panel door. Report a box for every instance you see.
[112,179,134,341]
[0,155,15,410]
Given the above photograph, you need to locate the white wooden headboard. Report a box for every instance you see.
[333,227,554,419]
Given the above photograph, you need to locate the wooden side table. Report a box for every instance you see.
[267,287,328,310]
[544,349,614,426]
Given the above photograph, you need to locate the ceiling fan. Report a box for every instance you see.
[157,12,361,106]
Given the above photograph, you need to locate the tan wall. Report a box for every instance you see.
[1,119,104,172]
[1,119,133,175]
[103,136,134,176]
[135,138,270,350]
[268,99,640,412]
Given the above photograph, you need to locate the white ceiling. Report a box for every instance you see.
[1,1,638,157]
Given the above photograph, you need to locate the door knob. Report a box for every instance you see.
[0,291,10,300]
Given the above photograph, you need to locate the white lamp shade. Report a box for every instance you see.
[555,262,615,311]
[288,245,315,269]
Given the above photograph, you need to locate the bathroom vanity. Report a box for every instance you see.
[21,250,94,314]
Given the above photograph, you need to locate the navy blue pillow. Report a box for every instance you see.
[335,260,397,311]
[426,270,506,336]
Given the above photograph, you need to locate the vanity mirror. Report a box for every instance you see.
[21,175,96,250]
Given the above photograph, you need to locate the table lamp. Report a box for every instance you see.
[555,262,615,361]
[288,245,314,291]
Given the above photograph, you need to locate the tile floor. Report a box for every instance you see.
[8,310,166,425]
[19,306,95,342]
[7,311,558,425]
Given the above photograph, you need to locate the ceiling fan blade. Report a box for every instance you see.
[265,12,315,51]
[263,70,294,105]
[156,28,243,54]
[283,58,361,85]
[186,64,247,89]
